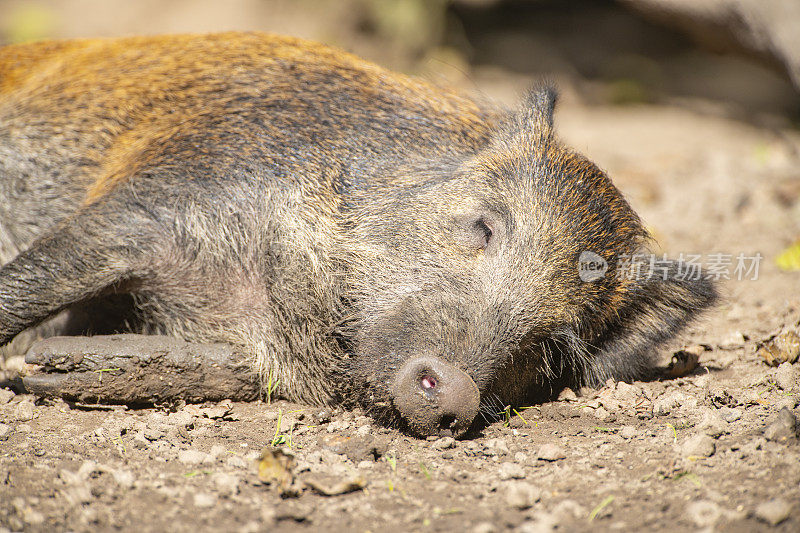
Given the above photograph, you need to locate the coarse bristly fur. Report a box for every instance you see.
[0,32,716,428]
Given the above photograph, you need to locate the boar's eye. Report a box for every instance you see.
[473,217,494,249]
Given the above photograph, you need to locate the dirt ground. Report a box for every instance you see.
[0,76,798,532]
[1,1,800,531]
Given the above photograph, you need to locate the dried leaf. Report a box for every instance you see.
[257,447,295,490]
[666,345,705,378]
[304,475,366,496]
[756,328,800,366]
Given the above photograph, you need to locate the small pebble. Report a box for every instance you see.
[775,362,797,392]
[211,472,240,497]
[433,436,456,450]
[132,433,149,449]
[686,500,721,527]
[776,396,798,411]
[558,388,577,402]
[720,330,746,349]
[680,434,715,458]
[764,408,798,442]
[516,518,555,533]
[208,444,228,461]
[514,451,528,463]
[177,449,210,466]
[168,411,195,427]
[755,498,792,526]
[619,426,638,439]
[484,438,510,456]
[193,492,217,508]
[717,406,742,423]
[226,455,248,469]
[142,426,165,441]
[111,469,135,489]
[326,419,350,433]
[471,522,498,533]
[592,406,611,421]
[552,499,585,522]
[0,389,14,404]
[0,423,12,441]
[22,509,45,526]
[498,461,525,480]
[13,400,34,422]
[537,443,566,461]
[697,409,728,437]
[313,409,332,424]
[614,382,639,402]
[504,481,540,510]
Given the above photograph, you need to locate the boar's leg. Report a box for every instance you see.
[23,334,260,404]
[0,209,149,346]
[0,207,260,404]
[585,260,717,384]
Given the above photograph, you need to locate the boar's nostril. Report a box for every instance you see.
[421,375,437,390]
[391,356,480,439]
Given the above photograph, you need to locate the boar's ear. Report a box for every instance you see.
[522,83,557,129]
[492,83,557,145]
[582,259,717,385]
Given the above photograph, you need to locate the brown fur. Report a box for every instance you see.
[0,33,715,430]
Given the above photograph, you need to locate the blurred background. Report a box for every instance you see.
[0,0,798,127]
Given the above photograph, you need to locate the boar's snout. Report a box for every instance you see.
[390,356,480,438]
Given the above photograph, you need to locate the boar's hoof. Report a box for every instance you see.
[391,356,480,438]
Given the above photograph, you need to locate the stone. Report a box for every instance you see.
[471,522,498,533]
[775,362,797,391]
[755,498,792,526]
[686,500,721,528]
[433,436,456,450]
[0,389,14,404]
[208,444,228,461]
[558,388,577,402]
[504,481,540,510]
[763,408,798,442]
[193,492,217,508]
[111,469,135,489]
[226,455,249,469]
[484,437,510,456]
[143,426,165,441]
[697,409,728,437]
[653,391,696,416]
[537,443,566,461]
[167,411,195,427]
[211,472,240,497]
[718,406,742,423]
[680,434,715,458]
[498,461,525,480]
[13,400,34,422]
[177,449,210,466]
[326,419,350,433]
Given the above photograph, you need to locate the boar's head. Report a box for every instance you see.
[340,86,715,438]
